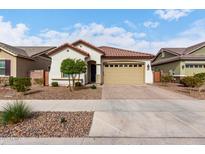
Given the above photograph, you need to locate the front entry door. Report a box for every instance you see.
[91,64,96,82]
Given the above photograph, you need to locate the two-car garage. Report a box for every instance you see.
[103,62,145,85]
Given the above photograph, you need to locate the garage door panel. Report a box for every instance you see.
[104,64,145,85]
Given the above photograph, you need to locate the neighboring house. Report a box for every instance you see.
[48,39,154,86]
[0,42,55,78]
[152,41,205,79]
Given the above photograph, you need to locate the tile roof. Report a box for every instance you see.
[48,43,89,56]
[99,46,154,59]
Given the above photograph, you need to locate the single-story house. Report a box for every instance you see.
[48,39,154,86]
[0,42,55,78]
[152,41,205,79]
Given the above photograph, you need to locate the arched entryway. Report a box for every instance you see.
[87,60,96,83]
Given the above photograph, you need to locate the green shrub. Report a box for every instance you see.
[180,76,204,87]
[91,84,97,89]
[194,73,205,82]
[9,76,14,86]
[34,78,44,85]
[12,77,31,92]
[1,101,31,125]
[52,82,58,87]
[161,75,173,83]
[75,82,82,87]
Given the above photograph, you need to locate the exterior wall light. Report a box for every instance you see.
[147,64,150,71]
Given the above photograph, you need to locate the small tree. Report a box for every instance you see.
[76,59,87,82]
[61,58,86,91]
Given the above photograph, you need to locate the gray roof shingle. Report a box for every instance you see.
[16,46,56,57]
[152,41,205,65]
[0,42,55,59]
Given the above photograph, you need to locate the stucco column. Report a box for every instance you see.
[96,64,102,84]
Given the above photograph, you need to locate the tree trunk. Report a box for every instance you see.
[78,74,80,83]
[68,75,72,91]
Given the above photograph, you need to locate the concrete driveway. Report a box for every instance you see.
[102,84,194,99]
[89,99,205,139]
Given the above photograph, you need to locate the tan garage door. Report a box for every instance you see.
[104,63,145,85]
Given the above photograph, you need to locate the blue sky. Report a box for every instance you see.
[0,9,205,53]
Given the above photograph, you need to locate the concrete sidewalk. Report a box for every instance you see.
[1,137,205,145]
[0,99,205,112]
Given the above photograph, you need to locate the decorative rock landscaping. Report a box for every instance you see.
[0,111,94,137]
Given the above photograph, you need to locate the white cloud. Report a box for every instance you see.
[143,21,159,28]
[1,16,205,54]
[155,9,192,21]
[124,20,137,29]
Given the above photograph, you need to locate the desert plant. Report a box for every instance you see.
[1,101,31,125]
[51,82,58,87]
[34,78,44,85]
[180,76,204,87]
[12,77,31,92]
[91,84,97,89]
[60,117,67,124]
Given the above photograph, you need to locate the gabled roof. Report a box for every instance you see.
[72,39,105,54]
[16,46,56,57]
[48,43,89,57]
[0,42,29,58]
[185,41,205,54]
[152,41,205,66]
[0,42,55,59]
[99,46,154,59]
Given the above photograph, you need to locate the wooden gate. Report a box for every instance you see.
[153,71,161,82]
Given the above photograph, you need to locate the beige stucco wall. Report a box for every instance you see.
[16,57,34,77]
[0,49,17,77]
[16,55,51,77]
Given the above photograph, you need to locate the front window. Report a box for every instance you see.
[62,73,70,78]
[0,60,5,75]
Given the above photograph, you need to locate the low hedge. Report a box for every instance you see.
[9,76,14,86]
[51,82,58,87]
[180,76,204,88]
[12,77,31,92]
[161,75,173,83]
[194,73,205,82]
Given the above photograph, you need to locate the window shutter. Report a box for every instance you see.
[5,60,11,76]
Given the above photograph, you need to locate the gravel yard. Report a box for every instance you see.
[0,86,102,100]
[155,83,205,99]
[0,111,94,137]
